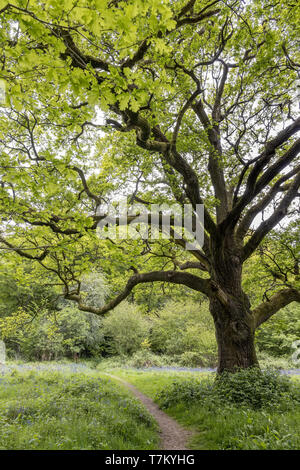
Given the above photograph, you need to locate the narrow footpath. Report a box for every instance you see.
[106,373,194,451]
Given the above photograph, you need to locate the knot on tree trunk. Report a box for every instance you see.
[227,319,252,343]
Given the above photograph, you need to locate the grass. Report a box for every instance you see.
[1,361,299,450]
[0,364,159,450]
[107,368,300,450]
[103,367,212,398]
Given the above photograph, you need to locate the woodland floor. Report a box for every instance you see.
[105,373,194,450]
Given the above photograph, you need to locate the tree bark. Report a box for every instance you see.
[209,237,259,373]
[211,297,258,373]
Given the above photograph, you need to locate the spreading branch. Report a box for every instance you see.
[237,165,300,239]
[253,288,300,328]
[0,235,48,261]
[224,118,300,229]
[65,270,212,314]
[242,171,300,260]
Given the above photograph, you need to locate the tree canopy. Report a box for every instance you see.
[0,0,299,371]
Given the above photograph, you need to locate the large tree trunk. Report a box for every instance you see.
[210,297,258,373]
[209,237,259,374]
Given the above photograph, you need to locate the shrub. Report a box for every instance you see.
[177,351,215,367]
[214,367,293,409]
[256,351,296,370]
[255,303,300,357]
[0,306,104,360]
[101,302,150,356]
[150,300,217,366]
[127,350,178,368]
[156,377,214,409]
[156,368,299,410]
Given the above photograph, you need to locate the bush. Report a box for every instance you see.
[214,367,294,409]
[256,351,296,370]
[0,306,104,360]
[127,350,178,368]
[177,351,213,367]
[155,368,299,411]
[101,302,150,356]
[255,303,300,357]
[156,377,214,409]
[150,300,217,366]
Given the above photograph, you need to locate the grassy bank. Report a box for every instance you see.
[1,362,300,450]
[109,368,300,450]
[0,365,159,450]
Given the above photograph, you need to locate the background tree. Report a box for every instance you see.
[101,301,150,356]
[0,0,299,372]
[150,299,217,366]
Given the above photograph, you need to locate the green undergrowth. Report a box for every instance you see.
[0,367,159,450]
[111,368,300,450]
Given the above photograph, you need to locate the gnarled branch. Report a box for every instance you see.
[242,171,300,261]
[65,270,212,314]
[253,288,300,328]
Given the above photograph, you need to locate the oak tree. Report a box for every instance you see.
[0,0,299,372]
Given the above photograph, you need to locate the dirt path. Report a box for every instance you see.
[105,373,194,451]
